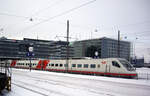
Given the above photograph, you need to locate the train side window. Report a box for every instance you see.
[84,64,88,68]
[72,64,76,67]
[51,64,54,66]
[77,64,82,68]
[90,64,96,68]
[98,64,100,68]
[64,64,68,67]
[55,64,58,67]
[112,61,120,68]
[60,64,63,67]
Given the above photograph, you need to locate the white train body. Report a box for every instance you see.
[1,58,137,77]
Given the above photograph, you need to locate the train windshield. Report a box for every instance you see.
[119,60,135,71]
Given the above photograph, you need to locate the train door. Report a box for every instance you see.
[101,60,110,73]
[105,61,110,73]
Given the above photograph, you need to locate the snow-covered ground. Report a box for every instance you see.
[2,68,150,96]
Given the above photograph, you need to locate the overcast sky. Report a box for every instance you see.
[0,0,150,62]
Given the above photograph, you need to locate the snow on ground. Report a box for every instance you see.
[2,68,150,96]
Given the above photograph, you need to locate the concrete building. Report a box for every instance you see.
[0,37,74,59]
[49,41,74,59]
[0,37,130,60]
[131,58,144,67]
[0,37,20,59]
[72,37,131,61]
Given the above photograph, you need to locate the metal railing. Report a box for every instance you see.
[137,72,150,80]
[0,60,12,91]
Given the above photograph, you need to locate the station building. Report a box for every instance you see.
[0,37,131,61]
[72,37,131,61]
[0,37,74,59]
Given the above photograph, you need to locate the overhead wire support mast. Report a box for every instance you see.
[118,30,120,58]
[66,20,69,73]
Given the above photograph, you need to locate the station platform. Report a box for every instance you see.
[0,73,7,92]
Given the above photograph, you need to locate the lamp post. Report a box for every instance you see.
[27,44,34,72]
[66,20,69,72]
[124,36,138,64]
[90,28,98,39]
[0,28,4,37]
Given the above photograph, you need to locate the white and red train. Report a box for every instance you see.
[1,58,137,78]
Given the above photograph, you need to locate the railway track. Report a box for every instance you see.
[12,82,48,96]
[12,79,70,96]
[12,71,121,96]
[12,69,150,96]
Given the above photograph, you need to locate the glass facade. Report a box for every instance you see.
[0,38,74,59]
[73,37,131,61]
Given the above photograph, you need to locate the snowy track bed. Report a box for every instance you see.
[12,82,48,96]
[3,68,150,96]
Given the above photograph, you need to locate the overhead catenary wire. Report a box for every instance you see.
[0,12,44,21]
[20,0,96,32]
[0,0,150,41]
[0,12,29,19]
[0,12,150,36]
[30,0,65,17]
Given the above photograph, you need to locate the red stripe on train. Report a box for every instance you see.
[36,60,50,69]
[43,60,50,70]
[11,60,17,67]
[36,60,42,69]
[12,65,137,77]
[45,69,137,77]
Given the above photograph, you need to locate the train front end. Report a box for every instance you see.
[118,58,138,78]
